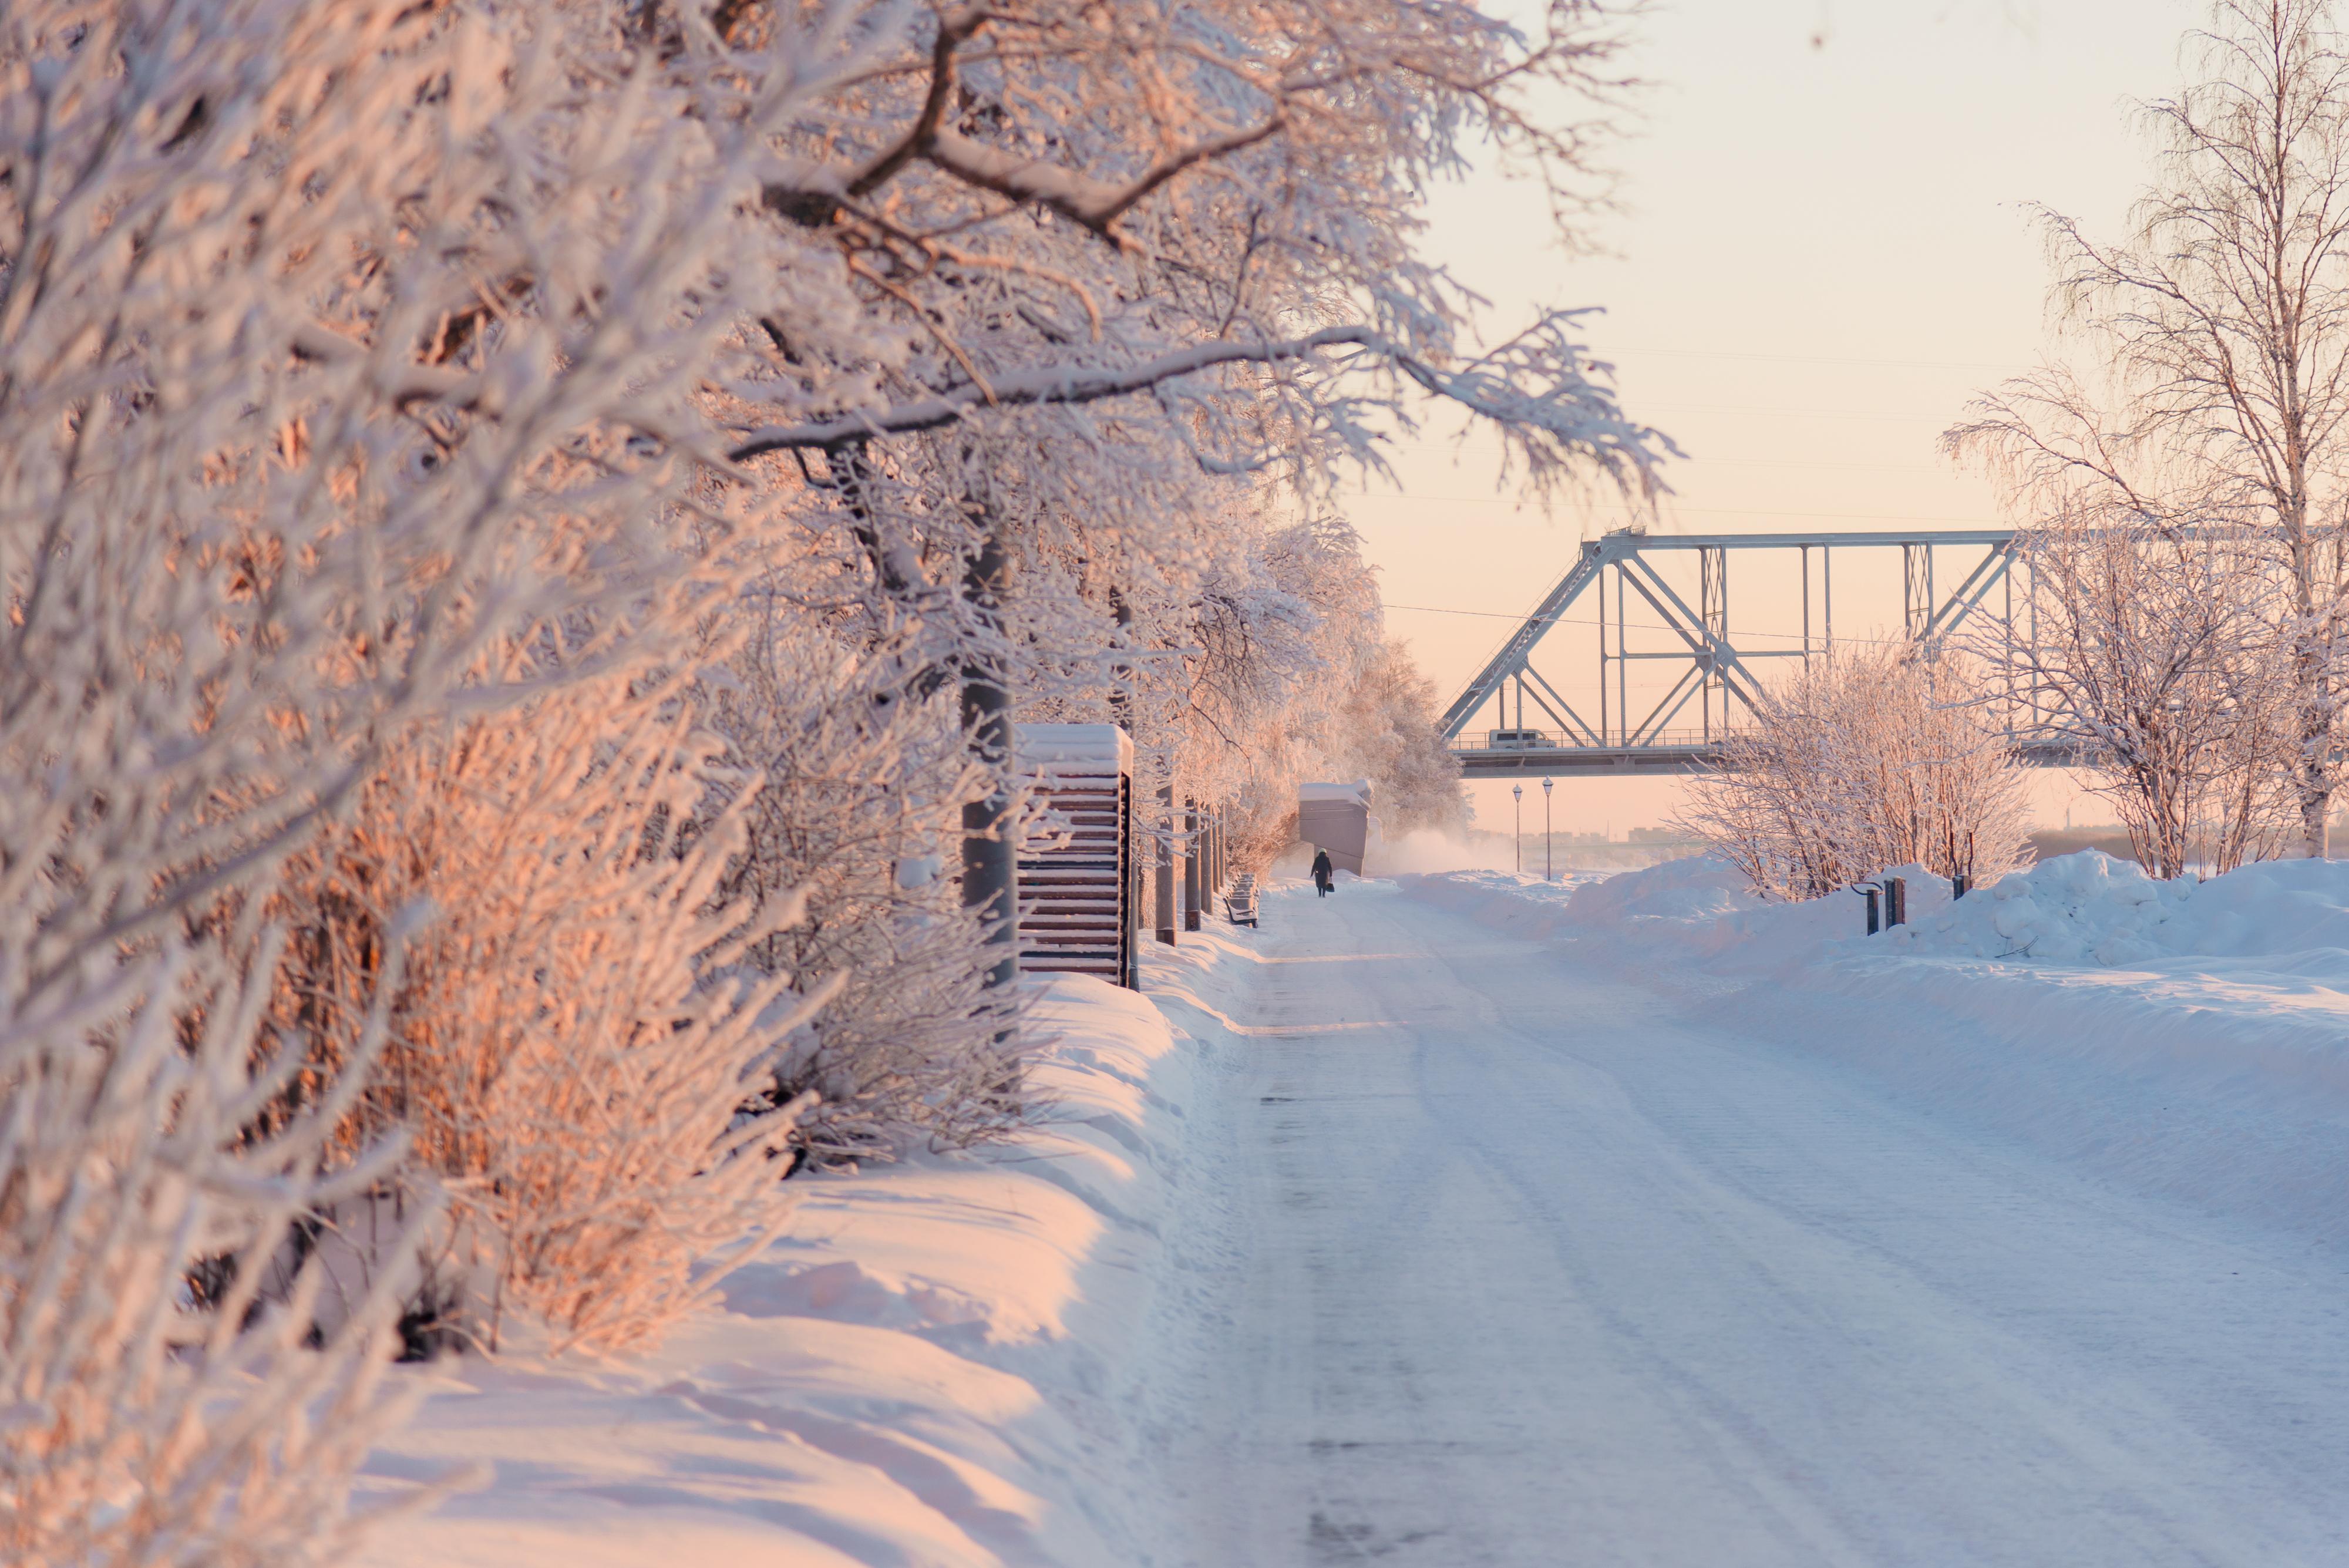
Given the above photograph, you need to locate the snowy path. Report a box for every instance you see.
[1169,881,2349,1567]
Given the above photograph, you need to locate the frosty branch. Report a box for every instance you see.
[730,320,1668,501]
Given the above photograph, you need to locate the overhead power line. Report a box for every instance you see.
[1383,442,1951,472]
[1601,345,2023,372]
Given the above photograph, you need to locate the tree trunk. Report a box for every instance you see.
[1154,768,1177,944]
[2298,637,2331,859]
[1183,798,1201,931]
[960,526,1018,993]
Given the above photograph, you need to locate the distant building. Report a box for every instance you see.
[1297,780,1374,874]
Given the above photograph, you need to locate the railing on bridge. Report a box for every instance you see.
[1438,527,2067,776]
[1449,726,2080,777]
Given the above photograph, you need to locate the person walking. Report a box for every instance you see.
[1311,847,1334,897]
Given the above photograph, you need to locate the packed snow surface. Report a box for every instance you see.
[358,853,2349,1565]
[1173,872,2349,1564]
[1405,852,2349,1247]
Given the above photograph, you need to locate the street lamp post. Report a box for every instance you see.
[1542,776,1554,881]
[1512,782,1523,874]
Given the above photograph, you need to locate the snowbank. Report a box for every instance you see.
[1398,852,2349,1250]
[1400,854,1857,974]
[1406,849,2349,980]
[353,966,1235,1567]
[1887,849,2349,971]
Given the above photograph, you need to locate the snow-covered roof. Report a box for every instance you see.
[1015,722,1133,772]
[1298,779,1373,805]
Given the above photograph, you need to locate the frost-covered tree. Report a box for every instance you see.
[0,0,873,1549]
[1675,650,2032,901]
[699,0,1670,961]
[726,0,1668,489]
[1178,519,1467,867]
[3,0,1664,1545]
[1966,507,2293,877]
[1950,0,2349,857]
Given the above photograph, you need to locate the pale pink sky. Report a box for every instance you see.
[1352,0,2199,834]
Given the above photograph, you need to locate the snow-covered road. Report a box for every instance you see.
[1171,880,2349,1567]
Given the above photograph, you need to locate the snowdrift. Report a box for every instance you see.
[1885,849,2349,970]
[354,963,1238,1567]
[1401,855,1856,973]
[1401,852,2349,1251]
[1411,847,2349,981]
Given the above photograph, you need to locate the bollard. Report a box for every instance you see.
[1884,876,1907,927]
[1864,886,1882,935]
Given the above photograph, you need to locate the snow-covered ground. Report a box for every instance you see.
[352,956,1254,1567]
[1404,852,2349,1250]
[1174,867,2349,1564]
[356,853,2349,1566]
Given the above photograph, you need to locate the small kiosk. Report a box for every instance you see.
[1297,780,1374,876]
[1014,724,1137,988]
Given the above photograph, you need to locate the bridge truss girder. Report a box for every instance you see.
[1440,529,2024,772]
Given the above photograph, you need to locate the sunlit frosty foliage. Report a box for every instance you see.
[1675,650,2031,902]
[1,0,1660,1556]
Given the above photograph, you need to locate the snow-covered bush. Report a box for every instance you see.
[701,595,1018,1164]
[0,0,876,1546]
[1676,648,2031,900]
[0,942,433,1567]
[268,669,827,1355]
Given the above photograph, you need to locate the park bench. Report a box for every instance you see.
[1223,872,1259,928]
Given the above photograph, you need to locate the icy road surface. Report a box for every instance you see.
[1170,881,2349,1567]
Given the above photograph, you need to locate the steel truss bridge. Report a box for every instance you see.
[1440,528,2074,778]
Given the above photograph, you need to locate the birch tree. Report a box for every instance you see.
[1967,507,2293,876]
[1950,0,2349,856]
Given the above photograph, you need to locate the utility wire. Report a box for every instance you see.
[1603,345,2022,372]
[1382,443,1953,472]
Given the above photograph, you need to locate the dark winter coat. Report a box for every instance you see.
[1310,849,1334,889]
